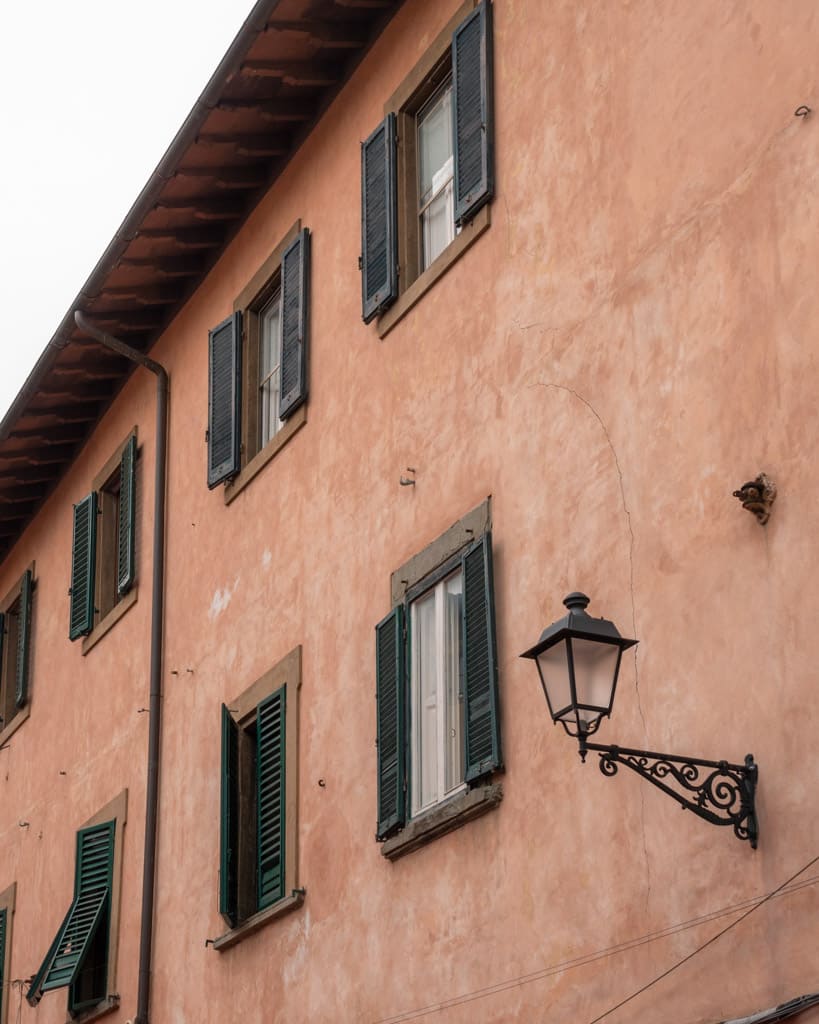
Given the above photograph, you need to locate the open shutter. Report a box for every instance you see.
[375,607,405,839]
[15,569,32,708]
[0,908,6,1019]
[69,493,97,641]
[257,688,286,910]
[462,533,502,781]
[117,435,137,595]
[361,114,398,323]
[27,823,113,1007]
[220,704,239,925]
[452,1,494,226]
[207,311,242,488]
[279,229,310,420]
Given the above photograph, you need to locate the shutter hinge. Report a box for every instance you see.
[358,255,363,271]
[205,429,210,443]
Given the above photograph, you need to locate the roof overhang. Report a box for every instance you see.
[0,0,404,563]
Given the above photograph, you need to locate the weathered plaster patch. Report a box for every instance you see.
[208,576,240,620]
[262,548,272,569]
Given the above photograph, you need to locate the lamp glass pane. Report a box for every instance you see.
[570,638,619,721]
[535,639,573,721]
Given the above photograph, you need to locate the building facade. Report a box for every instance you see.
[1,1,819,1022]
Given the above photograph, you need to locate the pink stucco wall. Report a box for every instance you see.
[2,2,819,1022]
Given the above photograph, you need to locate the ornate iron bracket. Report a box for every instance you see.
[579,736,759,847]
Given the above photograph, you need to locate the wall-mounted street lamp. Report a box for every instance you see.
[520,593,759,847]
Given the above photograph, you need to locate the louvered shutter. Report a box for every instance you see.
[220,705,239,925]
[15,569,32,708]
[0,907,6,1020]
[27,822,113,1007]
[207,312,242,488]
[257,688,286,910]
[279,229,310,420]
[375,607,405,839]
[452,1,494,226]
[117,435,137,595]
[361,114,398,323]
[462,533,502,781]
[69,493,98,641]
[0,614,4,697]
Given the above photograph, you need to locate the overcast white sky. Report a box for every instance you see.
[0,1,256,421]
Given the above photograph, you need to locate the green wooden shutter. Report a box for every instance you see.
[117,435,137,595]
[207,311,242,488]
[0,907,6,1020]
[279,228,310,420]
[452,1,494,226]
[361,114,398,323]
[220,704,239,926]
[27,822,114,1006]
[462,533,502,781]
[375,606,406,839]
[257,687,286,910]
[15,569,32,708]
[69,492,98,641]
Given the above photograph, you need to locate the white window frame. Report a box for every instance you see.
[409,567,465,816]
[258,287,283,449]
[416,75,456,271]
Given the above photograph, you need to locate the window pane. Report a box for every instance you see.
[259,292,282,447]
[444,572,464,794]
[419,85,453,204]
[411,590,438,812]
[418,81,455,269]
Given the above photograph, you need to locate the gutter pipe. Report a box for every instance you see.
[74,312,167,1024]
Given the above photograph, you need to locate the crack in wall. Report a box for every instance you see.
[531,381,652,908]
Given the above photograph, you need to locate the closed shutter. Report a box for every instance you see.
[361,114,398,323]
[15,569,32,708]
[219,704,239,925]
[375,606,405,839]
[117,435,137,595]
[452,1,494,226]
[462,533,502,781]
[69,493,98,641]
[207,312,242,488]
[279,229,310,420]
[257,688,286,910]
[0,614,4,694]
[27,822,114,1006]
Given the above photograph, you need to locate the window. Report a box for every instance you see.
[207,224,310,498]
[0,567,33,742]
[360,0,494,332]
[27,791,127,1018]
[216,646,302,949]
[0,883,16,1024]
[69,432,137,648]
[375,504,502,849]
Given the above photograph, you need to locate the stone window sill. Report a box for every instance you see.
[213,890,305,951]
[67,994,119,1024]
[381,782,502,861]
[82,588,138,656]
[377,204,491,339]
[224,404,307,506]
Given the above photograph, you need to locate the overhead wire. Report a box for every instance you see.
[584,850,819,1024]
[371,861,819,1024]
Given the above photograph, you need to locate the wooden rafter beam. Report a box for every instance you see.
[118,255,206,277]
[216,98,315,123]
[98,283,187,304]
[175,165,269,190]
[136,227,225,250]
[266,19,370,48]
[197,133,290,158]
[240,60,342,87]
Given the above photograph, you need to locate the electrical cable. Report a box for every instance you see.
[585,851,819,1024]
[371,865,819,1024]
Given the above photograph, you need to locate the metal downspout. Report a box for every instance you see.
[74,311,168,1024]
